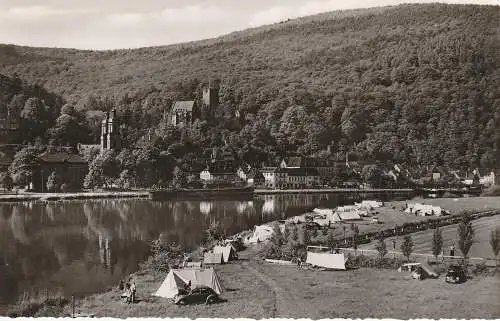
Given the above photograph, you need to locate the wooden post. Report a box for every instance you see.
[72,295,75,318]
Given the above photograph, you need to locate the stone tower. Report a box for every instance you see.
[202,82,218,118]
[101,109,120,150]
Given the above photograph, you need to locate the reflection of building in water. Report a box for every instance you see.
[200,202,214,215]
[236,201,255,215]
[98,232,112,269]
[262,197,275,215]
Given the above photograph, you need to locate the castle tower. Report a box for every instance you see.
[100,109,120,150]
[202,81,219,118]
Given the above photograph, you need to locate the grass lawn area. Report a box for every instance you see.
[309,196,500,243]
[67,244,500,319]
[358,214,500,259]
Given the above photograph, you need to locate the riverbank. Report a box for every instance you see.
[63,243,499,319]
[255,188,414,194]
[0,191,150,202]
[9,195,500,317]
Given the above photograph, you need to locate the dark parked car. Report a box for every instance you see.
[445,265,467,284]
[174,286,220,305]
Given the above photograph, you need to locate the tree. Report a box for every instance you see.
[432,227,443,262]
[84,150,119,189]
[457,216,474,265]
[172,166,187,188]
[400,235,414,262]
[375,234,388,259]
[283,224,291,241]
[8,147,40,188]
[301,226,310,246]
[46,171,60,192]
[290,225,299,242]
[271,222,285,248]
[351,223,360,256]
[489,226,500,267]
[0,172,13,191]
[205,220,225,245]
[327,229,336,250]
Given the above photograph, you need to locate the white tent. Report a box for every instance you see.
[204,252,224,265]
[336,205,359,212]
[245,224,274,244]
[336,211,361,221]
[405,203,443,216]
[313,208,334,215]
[306,252,346,270]
[213,245,236,263]
[154,268,223,299]
[355,200,383,209]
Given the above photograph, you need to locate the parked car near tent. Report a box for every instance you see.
[445,265,467,284]
[174,286,221,305]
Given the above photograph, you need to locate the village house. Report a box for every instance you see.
[33,151,88,192]
[236,165,265,187]
[280,156,338,183]
[473,168,496,187]
[261,166,320,189]
[200,162,240,184]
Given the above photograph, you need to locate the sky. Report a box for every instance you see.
[0,0,498,50]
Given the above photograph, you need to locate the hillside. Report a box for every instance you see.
[0,3,499,170]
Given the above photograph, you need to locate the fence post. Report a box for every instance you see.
[72,295,75,318]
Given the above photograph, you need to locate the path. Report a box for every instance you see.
[237,245,306,318]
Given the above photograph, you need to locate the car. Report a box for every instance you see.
[174,286,220,305]
[445,265,467,284]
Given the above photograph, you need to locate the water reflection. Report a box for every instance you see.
[0,192,409,309]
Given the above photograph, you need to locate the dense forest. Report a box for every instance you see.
[0,4,499,175]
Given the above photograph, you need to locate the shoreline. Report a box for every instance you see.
[254,188,414,194]
[0,191,150,202]
[0,188,415,203]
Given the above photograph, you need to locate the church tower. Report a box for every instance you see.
[100,109,120,150]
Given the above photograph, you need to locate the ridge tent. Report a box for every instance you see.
[154,268,223,298]
[336,211,362,221]
[306,252,346,270]
[419,262,439,279]
[313,208,334,215]
[213,245,237,263]
[245,224,274,244]
[203,252,224,265]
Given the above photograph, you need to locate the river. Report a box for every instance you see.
[0,192,411,311]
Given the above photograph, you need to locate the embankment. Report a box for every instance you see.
[0,191,150,202]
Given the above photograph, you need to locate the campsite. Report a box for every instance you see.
[58,196,500,319]
[67,242,500,319]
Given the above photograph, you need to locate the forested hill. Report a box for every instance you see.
[0,3,499,169]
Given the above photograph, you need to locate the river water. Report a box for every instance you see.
[0,192,411,311]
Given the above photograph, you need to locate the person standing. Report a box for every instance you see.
[129,279,136,303]
[450,243,455,257]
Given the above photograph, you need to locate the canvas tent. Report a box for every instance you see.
[213,245,236,263]
[245,224,274,244]
[184,261,202,268]
[313,208,334,215]
[405,203,443,216]
[203,252,224,265]
[335,211,362,221]
[306,252,346,270]
[154,268,223,299]
[354,200,383,209]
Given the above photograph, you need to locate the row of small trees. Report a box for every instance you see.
[267,216,500,268]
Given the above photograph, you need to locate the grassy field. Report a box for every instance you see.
[308,197,500,242]
[357,214,500,259]
[65,244,500,319]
